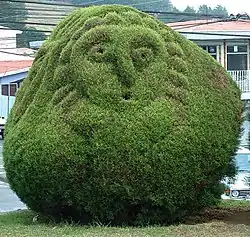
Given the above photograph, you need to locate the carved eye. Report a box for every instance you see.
[131,47,154,68]
[81,28,110,62]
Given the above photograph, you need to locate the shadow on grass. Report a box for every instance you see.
[0,210,54,226]
[2,200,250,228]
[183,200,250,226]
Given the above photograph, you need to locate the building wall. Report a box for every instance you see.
[0,71,27,118]
[0,28,21,49]
[240,109,250,147]
[194,40,250,147]
[0,95,15,118]
[194,40,250,70]
[235,153,250,172]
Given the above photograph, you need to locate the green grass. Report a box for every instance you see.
[219,199,250,208]
[1,201,250,237]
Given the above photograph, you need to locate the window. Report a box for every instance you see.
[10,84,17,96]
[227,44,248,70]
[199,45,218,60]
[1,85,8,96]
[1,84,18,96]
[227,45,247,53]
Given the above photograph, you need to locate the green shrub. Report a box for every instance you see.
[3,5,243,225]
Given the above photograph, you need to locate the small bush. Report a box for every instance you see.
[3,5,242,226]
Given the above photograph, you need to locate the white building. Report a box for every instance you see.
[168,18,250,101]
[0,26,22,49]
[0,60,33,118]
[0,26,35,118]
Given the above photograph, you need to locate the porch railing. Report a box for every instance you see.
[228,70,250,93]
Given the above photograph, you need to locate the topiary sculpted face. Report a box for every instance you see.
[3,5,242,225]
[48,11,189,111]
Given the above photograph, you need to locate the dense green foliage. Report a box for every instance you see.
[4,5,242,225]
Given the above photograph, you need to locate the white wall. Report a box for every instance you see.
[0,52,34,61]
[180,31,250,41]
[0,27,22,49]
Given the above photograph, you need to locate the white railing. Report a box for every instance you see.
[228,70,250,93]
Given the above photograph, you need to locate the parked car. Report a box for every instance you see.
[0,117,6,139]
[230,183,250,198]
[223,172,250,198]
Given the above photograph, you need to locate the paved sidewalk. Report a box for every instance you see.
[0,140,26,213]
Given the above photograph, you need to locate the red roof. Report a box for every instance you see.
[0,60,33,74]
[167,19,250,31]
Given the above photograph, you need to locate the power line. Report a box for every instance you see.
[0,26,52,33]
[0,20,57,26]
[2,27,250,40]
[1,0,77,7]
[144,10,227,19]
[77,0,105,6]
[0,35,48,40]
[0,1,233,36]
[131,0,163,7]
[2,15,212,28]
[1,0,105,7]
[169,16,201,23]
[0,17,235,35]
[0,18,204,29]
[0,49,36,57]
[1,0,228,19]
[0,15,191,32]
[0,15,65,21]
[0,6,71,13]
[170,19,226,31]
[0,47,34,49]
[1,36,49,42]
[1,15,182,23]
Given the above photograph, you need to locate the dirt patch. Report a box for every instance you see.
[223,211,250,226]
[184,207,250,226]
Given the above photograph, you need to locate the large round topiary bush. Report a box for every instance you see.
[3,5,242,225]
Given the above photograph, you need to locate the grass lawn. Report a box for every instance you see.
[1,200,250,237]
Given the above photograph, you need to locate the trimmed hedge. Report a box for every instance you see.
[3,5,242,225]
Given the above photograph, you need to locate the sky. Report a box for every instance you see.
[171,0,250,15]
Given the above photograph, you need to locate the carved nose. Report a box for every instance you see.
[115,56,136,100]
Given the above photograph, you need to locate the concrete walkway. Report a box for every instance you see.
[0,140,26,212]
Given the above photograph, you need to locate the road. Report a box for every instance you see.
[0,140,26,212]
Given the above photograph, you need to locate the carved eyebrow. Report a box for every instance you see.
[130,36,161,53]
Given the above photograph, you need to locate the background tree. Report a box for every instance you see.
[212,5,228,17]
[183,6,196,14]
[0,1,27,29]
[182,6,197,21]
[71,0,180,22]
[16,27,48,48]
[71,0,175,12]
[136,0,174,12]
[197,4,229,17]
[0,2,48,48]
[197,4,213,15]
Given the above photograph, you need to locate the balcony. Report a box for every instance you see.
[228,70,250,100]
